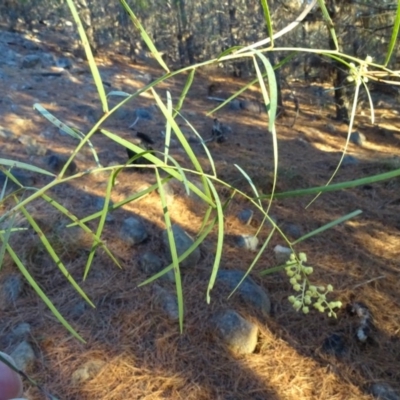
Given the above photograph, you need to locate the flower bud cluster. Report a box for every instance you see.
[285,252,342,317]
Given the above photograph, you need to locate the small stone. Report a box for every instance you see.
[138,252,175,281]
[10,341,35,371]
[237,209,253,225]
[240,100,263,113]
[92,196,114,222]
[350,131,367,147]
[70,301,88,319]
[369,383,399,400]
[282,223,303,240]
[322,333,346,357]
[10,323,31,340]
[136,106,154,120]
[120,217,148,245]
[213,309,258,354]
[21,54,41,69]
[56,57,73,69]
[274,245,292,265]
[0,171,35,192]
[236,235,258,251]
[153,284,179,321]
[71,359,106,385]
[342,155,359,166]
[162,224,201,269]
[0,275,23,309]
[217,270,271,316]
[228,99,241,111]
[45,154,78,176]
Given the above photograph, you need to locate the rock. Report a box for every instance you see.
[228,99,242,111]
[21,54,41,69]
[70,301,88,319]
[240,100,263,113]
[274,245,292,265]
[282,223,303,240]
[0,275,23,310]
[138,252,175,281]
[10,341,35,371]
[212,309,258,354]
[350,131,366,147]
[342,155,359,166]
[322,333,346,356]
[0,171,35,192]
[369,383,399,400]
[136,107,154,120]
[217,270,271,316]
[56,57,73,69]
[153,284,179,321]
[120,217,148,245]
[10,323,31,340]
[162,224,201,269]
[236,235,258,251]
[237,209,253,225]
[45,154,78,176]
[92,196,114,222]
[71,359,106,385]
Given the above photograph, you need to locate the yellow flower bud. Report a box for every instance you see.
[293,283,301,291]
[302,306,309,314]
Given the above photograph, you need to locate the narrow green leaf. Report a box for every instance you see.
[384,0,400,66]
[65,0,108,112]
[292,210,362,245]
[4,241,85,342]
[155,169,183,332]
[19,205,95,307]
[205,178,224,304]
[119,0,170,72]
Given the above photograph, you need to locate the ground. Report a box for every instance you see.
[0,23,400,400]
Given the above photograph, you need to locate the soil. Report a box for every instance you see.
[0,23,400,400]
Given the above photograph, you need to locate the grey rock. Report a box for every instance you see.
[136,107,154,120]
[0,171,35,192]
[228,99,241,111]
[282,223,303,240]
[236,235,258,251]
[274,245,292,265]
[10,323,31,339]
[56,57,73,69]
[240,100,263,113]
[342,155,359,166]
[237,209,253,225]
[213,309,258,354]
[11,341,35,371]
[21,54,41,69]
[217,270,271,316]
[0,275,23,309]
[92,196,114,222]
[138,252,174,281]
[45,154,78,176]
[153,284,179,321]
[70,301,88,319]
[322,333,346,357]
[71,359,106,385]
[350,131,367,147]
[162,224,201,269]
[120,217,148,245]
[369,383,399,400]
